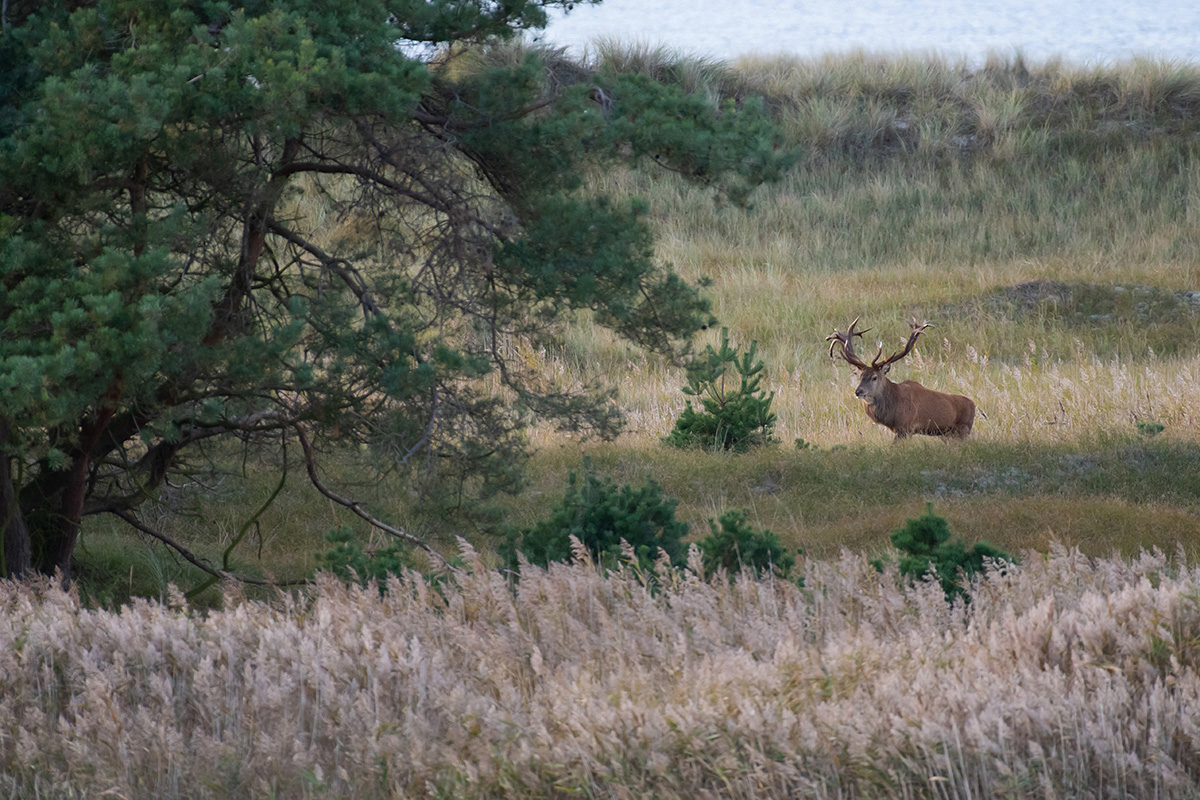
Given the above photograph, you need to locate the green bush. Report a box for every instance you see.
[501,468,688,573]
[316,526,416,591]
[890,503,1014,601]
[696,508,799,579]
[665,328,776,451]
[1137,420,1166,437]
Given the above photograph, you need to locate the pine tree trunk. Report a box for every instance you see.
[22,398,122,582]
[38,456,87,582]
[0,421,31,579]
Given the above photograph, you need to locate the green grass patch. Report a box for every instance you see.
[503,435,1200,561]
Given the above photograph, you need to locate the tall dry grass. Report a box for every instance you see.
[543,49,1200,448]
[3,544,1199,798]
[627,335,1200,446]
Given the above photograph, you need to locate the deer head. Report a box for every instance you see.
[826,318,931,405]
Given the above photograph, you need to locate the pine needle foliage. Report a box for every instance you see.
[0,0,794,580]
[315,527,415,592]
[501,464,688,573]
[890,502,1015,601]
[665,327,777,451]
[696,508,798,580]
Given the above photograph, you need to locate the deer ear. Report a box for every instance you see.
[880,363,891,375]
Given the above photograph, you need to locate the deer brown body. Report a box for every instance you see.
[826,318,975,439]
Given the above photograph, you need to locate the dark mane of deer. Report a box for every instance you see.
[825,318,976,439]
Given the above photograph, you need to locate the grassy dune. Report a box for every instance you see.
[507,49,1200,569]
[73,50,1200,600]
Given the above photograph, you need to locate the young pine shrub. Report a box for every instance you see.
[316,526,416,591]
[1137,419,1166,437]
[888,503,1014,602]
[665,327,777,451]
[500,467,689,573]
[696,508,799,580]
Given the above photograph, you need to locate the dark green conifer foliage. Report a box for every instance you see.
[696,508,798,579]
[890,503,1015,601]
[316,527,415,592]
[665,328,777,451]
[0,1,793,580]
[501,467,688,573]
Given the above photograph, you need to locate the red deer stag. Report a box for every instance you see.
[825,318,975,439]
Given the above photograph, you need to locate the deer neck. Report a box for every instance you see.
[861,378,898,426]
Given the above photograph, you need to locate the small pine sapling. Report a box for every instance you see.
[501,465,689,573]
[316,527,415,592]
[665,328,777,451]
[890,503,1014,601]
[696,508,799,580]
[1137,419,1166,437]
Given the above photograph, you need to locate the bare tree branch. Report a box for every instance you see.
[294,425,449,567]
[108,508,308,588]
[83,408,298,516]
[265,219,382,317]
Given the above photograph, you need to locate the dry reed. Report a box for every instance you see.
[3,543,1199,798]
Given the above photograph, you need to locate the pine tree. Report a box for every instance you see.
[0,1,794,579]
[665,328,777,451]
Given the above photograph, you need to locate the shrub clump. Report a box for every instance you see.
[890,503,1014,601]
[665,327,776,451]
[501,469,688,573]
[316,527,416,591]
[1137,419,1166,437]
[696,509,798,579]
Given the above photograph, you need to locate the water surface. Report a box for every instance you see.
[538,0,1200,65]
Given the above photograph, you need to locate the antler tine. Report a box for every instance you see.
[873,318,933,368]
[825,317,872,369]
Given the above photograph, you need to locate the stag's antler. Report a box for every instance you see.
[872,319,932,368]
[827,318,932,370]
[825,317,872,370]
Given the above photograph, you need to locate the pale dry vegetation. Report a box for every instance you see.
[3,543,1199,798]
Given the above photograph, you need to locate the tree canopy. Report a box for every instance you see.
[0,0,792,581]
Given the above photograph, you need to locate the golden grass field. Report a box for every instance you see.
[489,51,1200,569]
